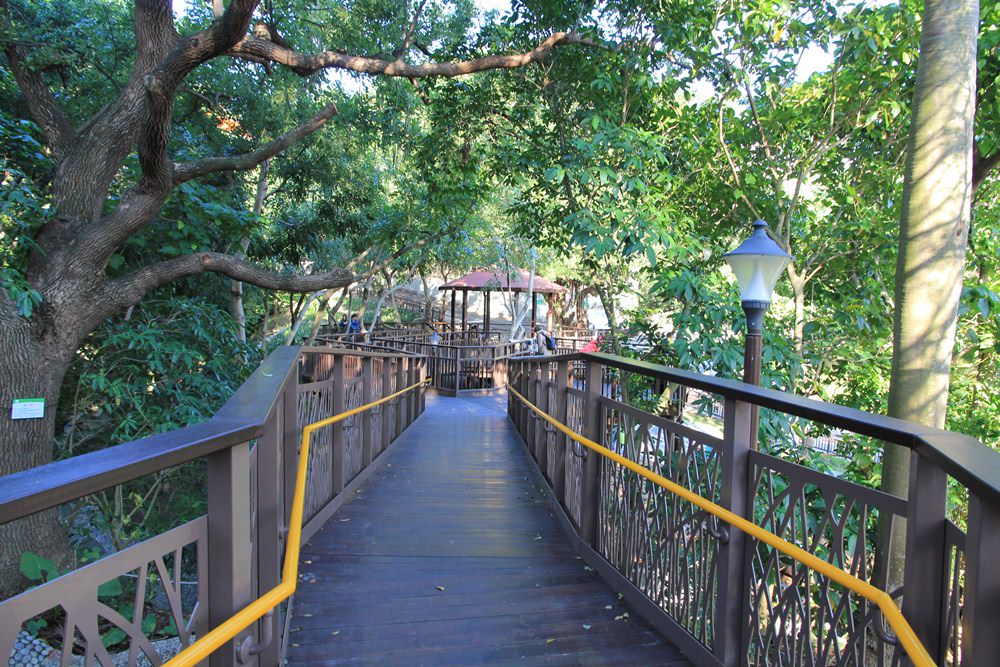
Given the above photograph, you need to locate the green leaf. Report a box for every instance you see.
[20,552,58,582]
[98,577,123,597]
[142,613,157,635]
[102,628,127,648]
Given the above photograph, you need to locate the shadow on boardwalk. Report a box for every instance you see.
[286,392,689,666]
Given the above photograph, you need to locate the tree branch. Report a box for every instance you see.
[227,31,598,79]
[395,0,429,57]
[717,97,763,220]
[108,252,355,310]
[173,101,339,184]
[349,226,454,278]
[973,141,1000,192]
[2,42,75,156]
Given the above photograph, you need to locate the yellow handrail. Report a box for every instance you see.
[164,376,431,667]
[507,385,935,667]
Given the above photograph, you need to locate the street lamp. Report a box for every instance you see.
[724,220,792,450]
[724,220,792,386]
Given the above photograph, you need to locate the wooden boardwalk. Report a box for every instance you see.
[285,392,689,666]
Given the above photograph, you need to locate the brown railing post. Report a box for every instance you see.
[406,356,417,425]
[361,357,374,468]
[527,362,539,459]
[382,358,394,446]
[535,361,550,470]
[282,368,298,534]
[256,399,282,667]
[962,493,1000,665]
[395,355,407,434]
[207,443,252,667]
[714,397,753,666]
[580,359,603,546]
[331,354,346,495]
[417,357,426,415]
[902,452,947,661]
[552,360,569,504]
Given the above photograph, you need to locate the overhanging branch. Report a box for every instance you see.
[173,102,339,184]
[227,32,598,79]
[109,252,355,310]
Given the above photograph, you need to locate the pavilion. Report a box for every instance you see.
[438,267,565,335]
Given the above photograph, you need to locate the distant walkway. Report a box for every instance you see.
[286,393,689,666]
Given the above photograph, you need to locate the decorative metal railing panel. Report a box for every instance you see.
[746,451,907,667]
[0,518,206,667]
[299,379,336,522]
[545,382,559,484]
[941,521,965,667]
[343,375,364,484]
[564,388,586,527]
[598,397,725,649]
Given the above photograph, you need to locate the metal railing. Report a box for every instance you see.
[0,346,428,667]
[163,378,430,666]
[507,352,1000,667]
[508,384,933,667]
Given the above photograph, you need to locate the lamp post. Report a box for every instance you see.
[724,220,792,448]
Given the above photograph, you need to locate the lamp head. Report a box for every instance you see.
[723,220,793,307]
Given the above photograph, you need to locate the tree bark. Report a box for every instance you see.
[879,0,978,591]
[0,296,96,593]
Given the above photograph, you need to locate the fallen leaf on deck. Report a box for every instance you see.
[582,624,592,630]
[546,639,556,644]
[436,585,445,591]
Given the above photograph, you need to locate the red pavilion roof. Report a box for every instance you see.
[439,268,565,293]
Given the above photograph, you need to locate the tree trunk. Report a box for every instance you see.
[595,284,623,355]
[879,0,978,591]
[230,160,270,347]
[419,272,434,322]
[304,286,349,347]
[0,301,85,594]
[787,265,807,392]
[283,291,322,344]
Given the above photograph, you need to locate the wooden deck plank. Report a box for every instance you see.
[286,392,689,666]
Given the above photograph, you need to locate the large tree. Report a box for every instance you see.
[0,0,592,587]
[880,0,980,586]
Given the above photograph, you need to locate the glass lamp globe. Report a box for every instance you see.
[723,220,793,306]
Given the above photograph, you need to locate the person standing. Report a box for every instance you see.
[535,327,553,356]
